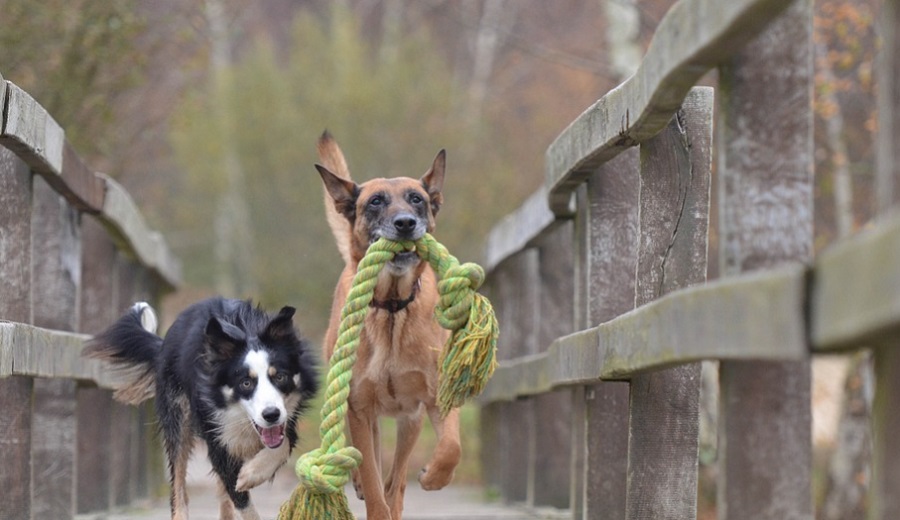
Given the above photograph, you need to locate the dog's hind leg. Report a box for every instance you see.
[159,394,194,520]
[385,409,425,520]
[418,406,461,491]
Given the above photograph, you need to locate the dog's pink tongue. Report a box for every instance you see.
[259,424,285,449]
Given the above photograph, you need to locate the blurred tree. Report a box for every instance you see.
[0,0,145,161]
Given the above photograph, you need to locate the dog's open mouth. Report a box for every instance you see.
[255,423,285,449]
[392,250,418,265]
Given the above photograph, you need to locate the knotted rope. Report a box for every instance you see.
[277,234,498,520]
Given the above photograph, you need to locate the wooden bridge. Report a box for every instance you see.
[2,0,900,518]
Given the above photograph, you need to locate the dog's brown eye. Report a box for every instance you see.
[369,196,383,207]
[273,373,287,384]
[409,194,423,204]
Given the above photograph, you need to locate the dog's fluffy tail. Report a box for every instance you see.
[83,302,162,405]
[317,130,352,264]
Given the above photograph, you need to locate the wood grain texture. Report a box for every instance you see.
[0,377,33,520]
[0,131,33,520]
[100,175,181,290]
[0,321,124,388]
[31,176,81,331]
[877,0,900,212]
[545,0,795,214]
[30,175,81,519]
[625,87,712,520]
[715,2,814,518]
[1,82,65,176]
[0,147,32,326]
[479,265,807,402]
[31,378,77,519]
[483,186,561,272]
[490,251,540,503]
[812,211,900,351]
[578,149,640,520]
[870,1,900,518]
[531,225,574,508]
[76,388,113,514]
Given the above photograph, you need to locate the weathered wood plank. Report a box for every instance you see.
[483,186,562,273]
[31,176,82,331]
[715,2,813,518]
[625,86,712,520]
[0,321,124,388]
[99,175,181,290]
[870,1,900,518]
[479,265,807,402]
[545,0,795,214]
[32,379,77,519]
[576,148,640,520]
[76,388,113,514]
[812,210,900,351]
[1,82,65,176]
[62,140,105,212]
[0,376,33,520]
[490,251,540,503]
[30,175,81,519]
[530,224,574,509]
[0,138,33,520]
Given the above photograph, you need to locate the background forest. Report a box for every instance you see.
[0,0,883,515]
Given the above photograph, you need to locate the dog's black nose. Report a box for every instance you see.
[262,406,281,423]
[393,215,417,234]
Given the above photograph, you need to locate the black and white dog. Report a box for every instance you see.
[85,298,318,520]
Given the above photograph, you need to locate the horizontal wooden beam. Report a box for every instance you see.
[544,0,795,215]
[0,321,124,389]
[811,210,900,352]
[482,186,563,272]
[481,265,807,402]
[97,176,182,290]
[0,78,181,290]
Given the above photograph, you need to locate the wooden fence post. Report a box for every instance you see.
[488,251,540,504]
[30,176,82,519]
[576,148,640,519]
[77,216,119,514]
[716,2,813,519]
[625,87,713,520]
[0,147,33,520]
[871,0,900,517]
[531,223,575,509]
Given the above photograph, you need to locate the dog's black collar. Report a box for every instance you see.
[370,279,420,313]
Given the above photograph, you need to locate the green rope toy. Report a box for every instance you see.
[277,233,499,520]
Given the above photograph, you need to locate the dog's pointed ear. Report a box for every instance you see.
[205,316,246,360]
[317,164,359,222]
[263,306,297,343]
[421,149,445,215]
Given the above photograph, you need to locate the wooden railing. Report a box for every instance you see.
[477,0,900,518]
[0,72,179,519]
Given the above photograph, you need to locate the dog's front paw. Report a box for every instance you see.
[236,459,276,492]
[418,464,455,491]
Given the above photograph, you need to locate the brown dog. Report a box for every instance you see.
[315,132,461,520]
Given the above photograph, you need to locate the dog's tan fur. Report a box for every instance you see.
[316,132,460,520]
